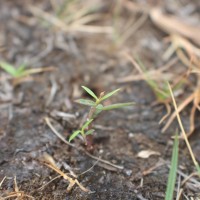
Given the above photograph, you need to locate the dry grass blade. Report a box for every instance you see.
[163,35,200,70]
[176,188,183,200]
[171,35,200,58]
[162,92,195,133]
[0,177,34,200]
[29,6,113,34]
[120,52,177,94]
[116,13,148,46]
[121,52,175,118]
[117,68,174,83]
[42,153,90,193]
[187,104,197,137]
[162,80,200,137]
[150,8,200,46]
[45,117,74,147]
[22,66,55,76]
[1,193,34,200]
[117,56,177,83]
[84,151,124,170]
[159,102,171,124]
[0,176,6,187]
[71,14,103,25]
[10,66,55,86]
[38,175,61,191]
[46,76,58,106]
[78,158,100,176]
[168,83,200,175]
[122,0,150,14]
[181,172,199,186]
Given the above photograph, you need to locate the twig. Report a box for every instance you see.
[176,175,182,200]
[162,92,195,133]
[46,76,58,106]
[78,158,100,176]
[42,153,89,193]
[44,117,74,147]
[176,188,183,200]
[38,175,61,191]
[0,176,6,187]
[175,169,200,186]
[181,172,199,186]
[84,151,124,170]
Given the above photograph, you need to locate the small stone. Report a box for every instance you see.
[128,133,134,138]
[124,169,132,176]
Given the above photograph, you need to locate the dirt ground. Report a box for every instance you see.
[0,0,200,199]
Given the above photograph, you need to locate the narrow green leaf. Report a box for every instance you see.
[0,61,18,77]
[75,99,96,106]
[93,104,104,118]
[101,102,134,110]
[0,62,27,77]
[85,129,95,135]
[81,86,98,100]
[165,133,179,200]
[100,88,121,102]
[82,119,93,130]
[17,64,26,73]
[96,104,104,110]
[69,130,81,142]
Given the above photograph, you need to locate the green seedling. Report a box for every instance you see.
[0,61,27,78]
[136,58,185,101]
[69,86,134,144]
[165,133,179,200]
[0,61,54,78]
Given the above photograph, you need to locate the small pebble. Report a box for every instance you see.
[124,169,133,176]
[128,133,134,138]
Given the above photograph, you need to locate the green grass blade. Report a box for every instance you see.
[17,64,26,73]
[56,0,72,17]
[69,130,81,142]
[85,129,94,135]
[75,99,96,106]
[136,57,170,101]
[165,133,179,200]
[101,102,134,110]
[82,119,93,130]
[82,86,98,100]
[100,88,121,102]
[0,61,18,77]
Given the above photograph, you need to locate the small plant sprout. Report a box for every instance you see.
[0,61,27,78]
[0,61,54,78]
[69,86,134,147]
[69,119,94,143]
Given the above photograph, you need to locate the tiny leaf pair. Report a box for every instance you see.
[81,86,121,104]
[69,119,94,142]
[0,61,27,78]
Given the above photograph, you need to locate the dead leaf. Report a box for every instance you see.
[137,150,160,159]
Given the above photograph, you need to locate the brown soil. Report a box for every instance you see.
[0,1,200,199]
